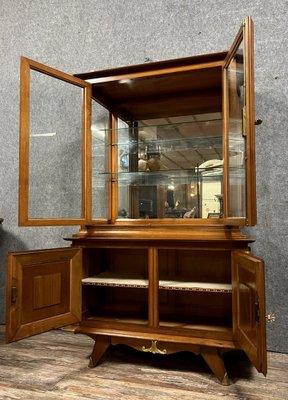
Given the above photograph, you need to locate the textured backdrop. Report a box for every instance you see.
[0,0,287,353]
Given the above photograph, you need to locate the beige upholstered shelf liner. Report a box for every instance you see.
[82,272,232,293]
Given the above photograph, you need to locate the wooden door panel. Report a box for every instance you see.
[6,247,82,343]
[232,250,267,374]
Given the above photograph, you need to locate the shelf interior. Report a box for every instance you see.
[82,272,232,293]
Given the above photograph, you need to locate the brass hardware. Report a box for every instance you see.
[221,372,230,386]
[11,285,18,304]
[266,313,276,323]
[142,340,167,355]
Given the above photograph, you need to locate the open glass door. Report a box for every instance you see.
[232,251,267,375]
[19,57,92,226]
[223,17,256,225]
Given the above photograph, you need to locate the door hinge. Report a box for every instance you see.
[11,285,18,304]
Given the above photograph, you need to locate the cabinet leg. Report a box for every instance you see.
[88,335,111,368]
[201,347,230,385]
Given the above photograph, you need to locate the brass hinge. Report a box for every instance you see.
[11,285,18,304]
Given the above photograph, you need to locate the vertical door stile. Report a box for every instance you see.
[243,17,256,225]
[148,247,159,328]
[109,113,118,223]
[83,83,92,223]
[19,57,31,226]
[222,65,229,219]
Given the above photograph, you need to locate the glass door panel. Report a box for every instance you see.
[226,40,246,218]
[224,17,255,225]
[19,57,91,226]
[29,70,83,219]
[91,100,109,220]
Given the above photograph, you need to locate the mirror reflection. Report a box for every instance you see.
[116,113,223,219]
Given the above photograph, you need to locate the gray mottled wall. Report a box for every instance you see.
[0,0,287,352]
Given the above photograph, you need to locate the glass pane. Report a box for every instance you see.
[29,70,82,219]
[227,40,246,217]
[117,114,223,219]
[91,100,109,219]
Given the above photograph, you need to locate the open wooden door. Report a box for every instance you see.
[6,247,82,343]
[232,250,267,374]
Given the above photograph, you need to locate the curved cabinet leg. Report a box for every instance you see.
[88,335,111,368]
[201,347,230,386]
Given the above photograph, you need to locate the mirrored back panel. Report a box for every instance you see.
[115,114,223,220]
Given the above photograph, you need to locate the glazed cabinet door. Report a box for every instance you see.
[223,17,256,225]
[19,57,92,226]
[232,250,267,374]
[6,247,82,343]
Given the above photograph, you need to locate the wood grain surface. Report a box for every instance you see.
[0,326,287,399]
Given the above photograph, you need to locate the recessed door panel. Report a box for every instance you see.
[232,250,267,374]
[6,247,82,343]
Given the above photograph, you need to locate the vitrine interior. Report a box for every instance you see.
[80,57,226,223]
[7,17,266,386]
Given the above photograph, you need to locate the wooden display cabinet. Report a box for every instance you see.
[6,17,266,384]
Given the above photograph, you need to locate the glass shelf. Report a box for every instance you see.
[92,118,223,147]
[91,168,225,187]
[116,136,222,152]
[93,117,222,135]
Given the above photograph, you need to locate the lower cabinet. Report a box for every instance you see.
[6,238,267,385]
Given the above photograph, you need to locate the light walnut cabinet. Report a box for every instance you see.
[6,17,266,384]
